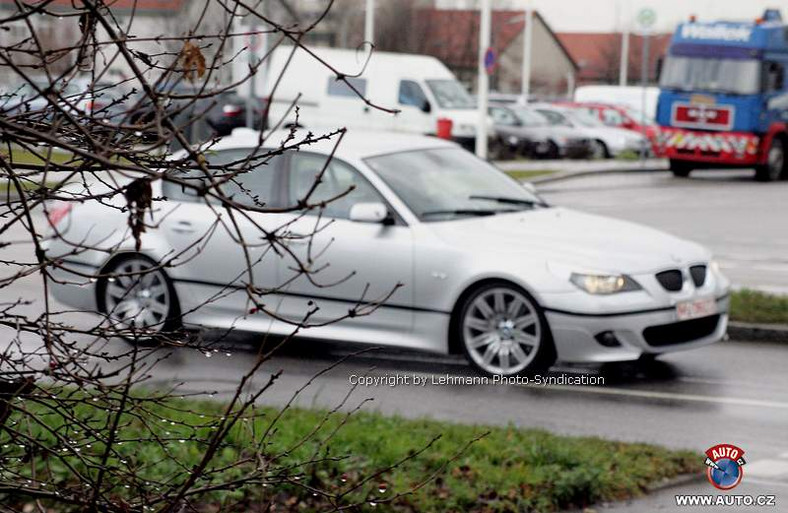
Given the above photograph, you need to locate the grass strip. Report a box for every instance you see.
[4,393,700,512]
[730,289,788,325]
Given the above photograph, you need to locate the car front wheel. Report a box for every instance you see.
[458,283,555,376]
[97,254,181,343]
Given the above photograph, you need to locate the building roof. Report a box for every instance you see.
[417,9,578,72]
[557,32,672,83]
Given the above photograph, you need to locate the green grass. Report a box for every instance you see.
[504,169,557,181]
[3,393,700,512]
[0,179,61,194]
[730,289,788,325]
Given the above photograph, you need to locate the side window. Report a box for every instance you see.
[489,107,518,126]
[602,109,625,126]
[287,154,382,220]
[398,80,428,109]
[764,62,785,92]
[539,109,570,127]
[163,149,282,208]
[327,77,367,98]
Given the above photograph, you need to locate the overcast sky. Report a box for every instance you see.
[490,0,786,33]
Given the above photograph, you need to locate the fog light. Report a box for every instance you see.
[595,331,621,347]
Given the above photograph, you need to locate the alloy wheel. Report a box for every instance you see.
[462,286,543,375]
[103,257,172,333]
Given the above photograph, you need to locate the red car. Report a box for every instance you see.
[560,102,664,157]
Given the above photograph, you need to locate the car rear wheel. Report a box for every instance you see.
[755,138,785,182]
[669,159,693,178]
[97,255,181,343]
[458,283,555,376]
[591,140,609,159]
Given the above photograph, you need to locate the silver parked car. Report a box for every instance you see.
[531,104,651,159]
[45,129,730,376]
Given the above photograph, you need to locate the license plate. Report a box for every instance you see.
[676,297,717,321]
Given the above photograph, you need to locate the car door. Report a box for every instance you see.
[274,152,414,335]
[323,76,377,130]
[158,148,287,318]
[392,80,434,134]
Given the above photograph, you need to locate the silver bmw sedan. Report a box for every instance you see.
[44,129,730,376]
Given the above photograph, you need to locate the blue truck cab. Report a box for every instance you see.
[657,9,788,181]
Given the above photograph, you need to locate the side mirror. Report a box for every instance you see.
[421,100,432,114]
[349,202,391,224]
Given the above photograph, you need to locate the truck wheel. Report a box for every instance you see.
[755,138,785,182]
[669,159,693,178]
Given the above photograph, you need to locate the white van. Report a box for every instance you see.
[234,45,486,147]
[574,85,660,119]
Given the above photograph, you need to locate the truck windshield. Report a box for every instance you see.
[660,56,761,95]
[425,80,476,109]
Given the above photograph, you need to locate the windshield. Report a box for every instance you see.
[659,56,761,95]
[365,148,545,222]
[425,80,476,109]
[509,107,549,127]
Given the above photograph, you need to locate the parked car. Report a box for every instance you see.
[45,128,730,376]
[562,102,664,156]
[491,104,592,159]
[122,85,266,145]
[236,45,494,149]
[574,85,660,119]
[532,104,650,158]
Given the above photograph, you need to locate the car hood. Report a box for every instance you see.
[426,207,709,274]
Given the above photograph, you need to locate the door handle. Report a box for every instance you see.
[171,220,195,234]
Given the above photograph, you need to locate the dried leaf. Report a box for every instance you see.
[124,177,153,251]
[180,41,206,82]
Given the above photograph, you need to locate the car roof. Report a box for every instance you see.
[202,128,459,160]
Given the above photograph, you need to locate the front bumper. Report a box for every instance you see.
[545,295,729,363]
[660,127,762,165]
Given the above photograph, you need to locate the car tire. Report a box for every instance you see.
[456,282,555,376]
[544,141,560,160]
[96,254,181,344]
[755,138,785,182]
[591,140,609,159]
[669,159,693,178]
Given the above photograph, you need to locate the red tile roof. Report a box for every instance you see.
[416,9,577,71]
[557,32,672,83]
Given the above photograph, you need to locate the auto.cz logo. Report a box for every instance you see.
[705,443,746,490]
[675,494,777,507]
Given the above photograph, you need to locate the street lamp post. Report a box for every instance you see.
[521,3,533,102]
[476,0,491,159]
[365,0,375,44]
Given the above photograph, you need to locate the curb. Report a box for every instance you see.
[530,165,669,185]
[727,321,788,343]
[646,472,705,493]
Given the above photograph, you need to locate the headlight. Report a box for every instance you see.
[570,273,642,295]
[554,136,568,145]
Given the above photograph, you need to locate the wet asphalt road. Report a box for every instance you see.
[538,169,788,294]
[3,174,788,510]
